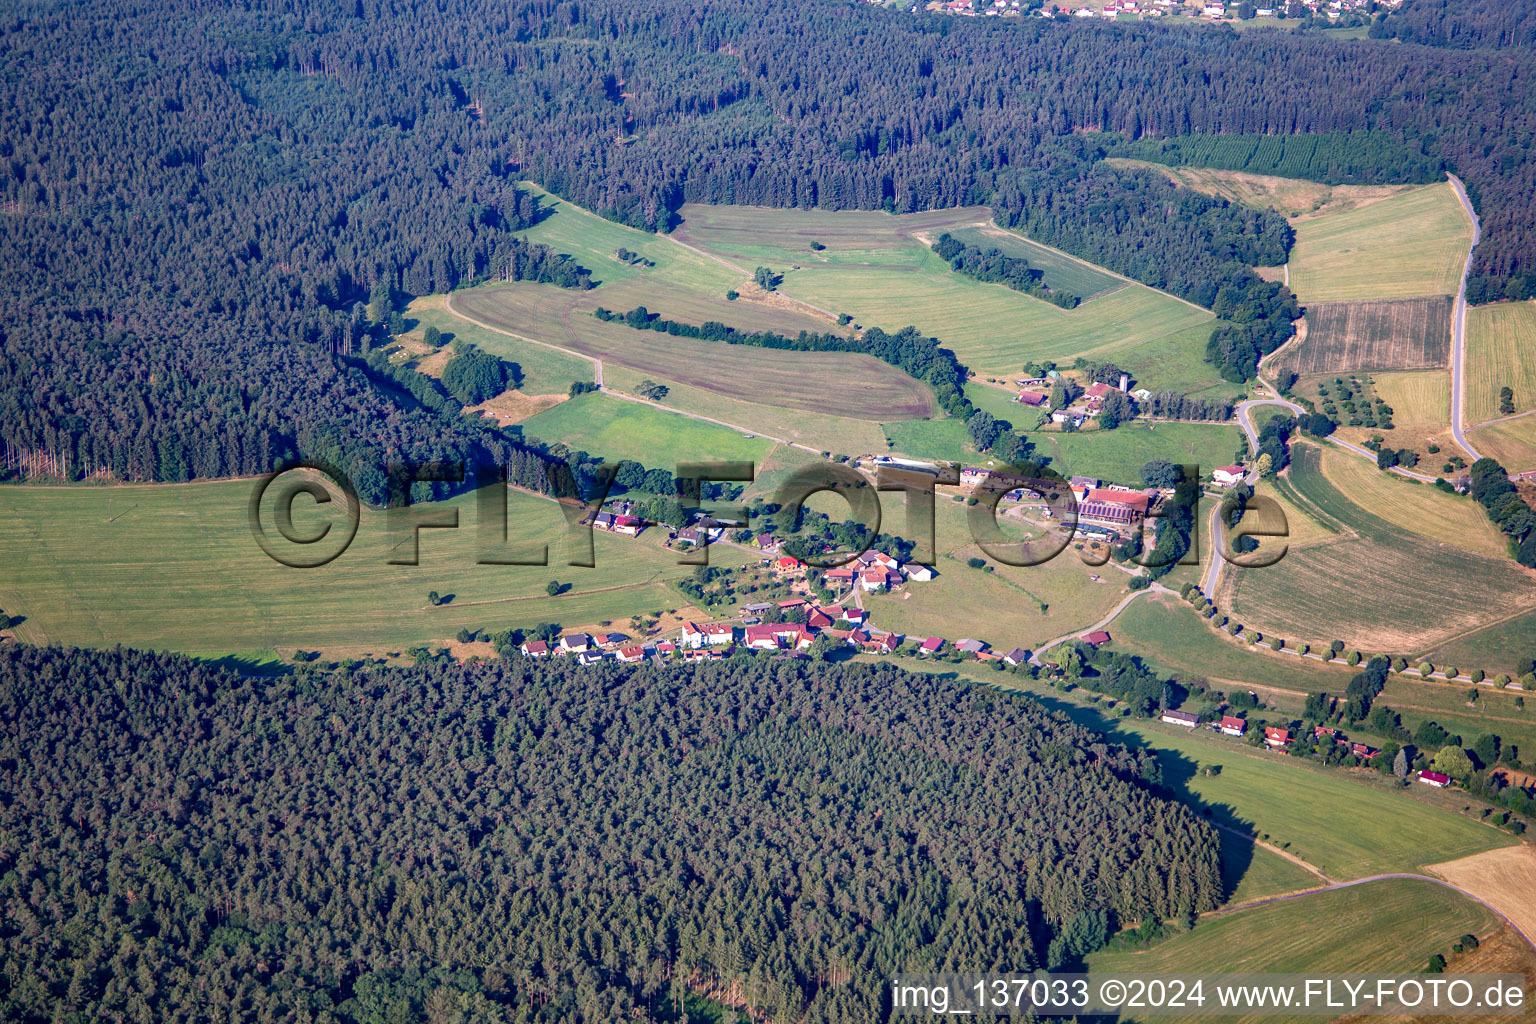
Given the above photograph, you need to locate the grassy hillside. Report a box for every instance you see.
[1287,182,1475,302]
[0,481,754,651]
[1088,878,1499,976]
[1316,445,1508,558]
[519,392,776,466]
[1109,160,1419,222]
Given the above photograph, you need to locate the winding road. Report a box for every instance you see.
[1447,173,1483,462]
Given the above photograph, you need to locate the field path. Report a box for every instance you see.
[1027,583,1174,665]
[1448,173,1483,461]
[1212,822,1331,885]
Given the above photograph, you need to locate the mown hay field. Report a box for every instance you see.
[671,202,990,268]
[451,282,935,420]
[0,481,755,651]
[778,259,1215,377]
[1287,182,1475,302]
[1316,445,1507,558]
[1465,300,1536,425]
[1279,297,1452,375]
[600,363,891,455]
[1222,444,1536,657]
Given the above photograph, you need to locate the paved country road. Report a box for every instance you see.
[1447,173,1483,462]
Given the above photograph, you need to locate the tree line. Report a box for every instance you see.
[930,234,1080,308]
[0,643,1223,1023]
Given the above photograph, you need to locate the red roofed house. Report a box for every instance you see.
[1314,726,1338,741]
[841,606,867,624]
[920,637,944,654]
[610,514,643,536]
[1017,390,1049,407]
[824,567,857,583]
[1085,381,1113,400]
[1351,742,1379,759]
[1082,630,1111,647]
[778,597,808,611]
[744,624,783,650]
[806,608,835,630]
[1419,770,1451,788]
[520,639,550,658]
[774,556,807,577]
[1264,727,1292,748]
[1220,715,1247,736]
[615,645,649,663]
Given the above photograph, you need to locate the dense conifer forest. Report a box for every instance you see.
[0,645,1221,1022]
[3,0,1535,483]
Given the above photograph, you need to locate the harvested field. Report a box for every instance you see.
[1465,300,1536,425]
[1278,297,1452,375]
[1287,182,1475,302]
[451,283,935,420]
[1428,846,1536,953]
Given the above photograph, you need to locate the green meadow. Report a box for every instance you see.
[0,480,753,652]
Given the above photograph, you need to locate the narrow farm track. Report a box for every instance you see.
[1447,173,1483,461]
[1027,584,1175,665]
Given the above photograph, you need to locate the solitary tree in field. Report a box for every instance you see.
[1255,452,1273,477]
[1393,747,1409,780]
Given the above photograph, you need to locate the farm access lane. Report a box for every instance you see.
[1447,173,1484,462]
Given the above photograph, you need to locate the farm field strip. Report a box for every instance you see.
[1316,445,1507,558]
[1280,297,1452,375]
[944,225,1126,300]
[519,392,777,466]
[1465,300,1536,425]
[1287,182,1476,302]
[449,282,935,421]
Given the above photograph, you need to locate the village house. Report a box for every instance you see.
[773,556,807,578]
[1351,742,1379,759]
[1419,769,1451,788]
[1212,466,1246,488]
[1161,709,1200,728]
[1016,390,1049,408]
[1265,727,1292,748]
[615,645,650,663]
[520,639,550,658]
[905,565,936,582]
[955,638,987,655]
[1081,630,1111,647]
[1003,647,1029,667]
[558,633,592,654]
[920,637,945,655]
[681,622,734,649]
[1220,715,1247,736]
